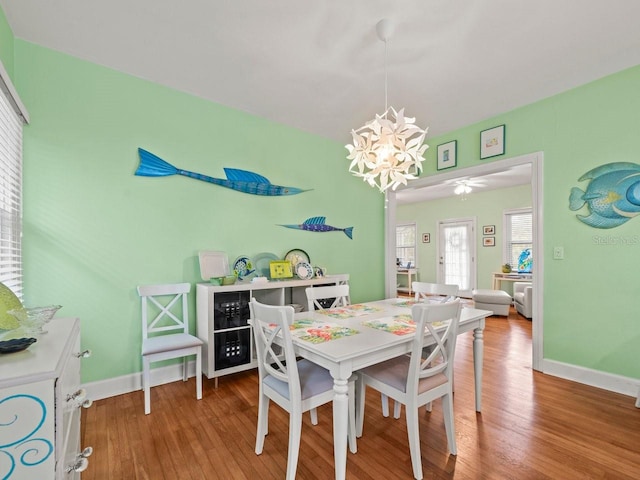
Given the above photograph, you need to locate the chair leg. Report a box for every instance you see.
[348,379,357,453]
[442,392,457,455]
[142,357,151,415]
[182,357,188,382]
[255,392,269,455]
[286,412,303,480]
[356,377,365,438]
[381,393,390,417]
[425,401,432,413]
[195,350,203,400]
[309,408,318,425]
[406,406,424,480]
[393,400,402,419]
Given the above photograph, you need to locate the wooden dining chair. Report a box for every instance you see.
[304,284,350,311]
[356,300,463,480]
[249,299,357,480]
[137,283,203,415]
[412,282,459,303]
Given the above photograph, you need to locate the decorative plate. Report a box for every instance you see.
[0,337,37,354]
[284,248,310,267]
[233,255,255,280]
[253,252,279,278]
[295,262,314,280]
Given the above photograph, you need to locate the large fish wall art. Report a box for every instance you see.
[279,216,353,239]
[135,148,310,196]
[569,162,640,228]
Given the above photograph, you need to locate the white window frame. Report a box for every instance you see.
[396,223,417,269]
[503,207,533,272]
[0,60,29,299]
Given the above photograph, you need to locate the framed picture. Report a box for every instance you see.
[480,125,505,159]
[422,233,430,243]
[483,225,495,235]
[483,237,495,247]
[437,140,457,170]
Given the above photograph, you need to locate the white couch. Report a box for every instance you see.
[513,282,532,319]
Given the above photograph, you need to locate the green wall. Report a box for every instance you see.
[13,41,385,383]
[397,184,532,292]
[2,7,639,387]
[416,67,640,380]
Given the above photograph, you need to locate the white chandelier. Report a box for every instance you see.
[345,19,428,193]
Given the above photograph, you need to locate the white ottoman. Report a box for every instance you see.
[472,289,512,316]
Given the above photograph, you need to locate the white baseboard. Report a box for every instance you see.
[82,360,200,401]
[542,359,640,404]
[84,358,640,408]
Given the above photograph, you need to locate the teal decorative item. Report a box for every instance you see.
[517,248,532,273]
[569,162,640,228]
[136,148,310,196]
[279,216,353,239]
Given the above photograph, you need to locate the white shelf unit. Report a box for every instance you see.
[196,274,349,380]
[0,317,93,479]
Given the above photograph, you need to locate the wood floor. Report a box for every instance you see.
[81,308,640,479]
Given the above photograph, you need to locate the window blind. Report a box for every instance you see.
[0,79,23,298]
[504,209,533,270]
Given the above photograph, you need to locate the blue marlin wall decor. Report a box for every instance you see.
[569,162,640,228]
[279,216,353,239]
[135,148,310,196]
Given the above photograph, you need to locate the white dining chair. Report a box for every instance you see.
[137,283,203,415]
[304,284,350,311]
[356,300,462,480]
[412,282,459,303]
[250,299,356,480]
[379,282,460,418]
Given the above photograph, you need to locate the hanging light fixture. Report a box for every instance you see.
[345,19,428,193]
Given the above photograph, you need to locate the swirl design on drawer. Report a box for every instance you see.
[0,394,53,477]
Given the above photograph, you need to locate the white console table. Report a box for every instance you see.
[491,272,532,290]
[196,274,349,383]
[396,268,418,295]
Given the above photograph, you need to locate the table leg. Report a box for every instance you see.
[331,375,349,480]
[473,325,484,412]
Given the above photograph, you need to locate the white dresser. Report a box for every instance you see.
[0,317,93,479]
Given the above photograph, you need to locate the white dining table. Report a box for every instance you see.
[284,298,492,480]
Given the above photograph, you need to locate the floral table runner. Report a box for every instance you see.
[316,304,384,319]
[363,315,444,336]
[288,318,359,344]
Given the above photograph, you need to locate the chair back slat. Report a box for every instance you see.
[305,284,350,311]
[137,283,191,340]
[250,299,300,396]
[412,282,459,303]
[408,300,462,394]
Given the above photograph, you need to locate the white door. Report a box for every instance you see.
[437,218,476,297]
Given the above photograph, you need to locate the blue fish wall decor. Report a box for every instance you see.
[135,148,310,196]
[279,216,353,239]
[569,162,640,228]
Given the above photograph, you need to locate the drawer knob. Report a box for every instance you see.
[75,349,92,358]
[80,446,93,458]
[66,457,89,473]
[66,388,86,403]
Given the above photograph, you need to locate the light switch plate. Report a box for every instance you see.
[553,246,564,259]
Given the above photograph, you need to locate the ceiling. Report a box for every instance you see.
[2,1,640,148]
[395,162,532,204]
[7,2,637,206]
